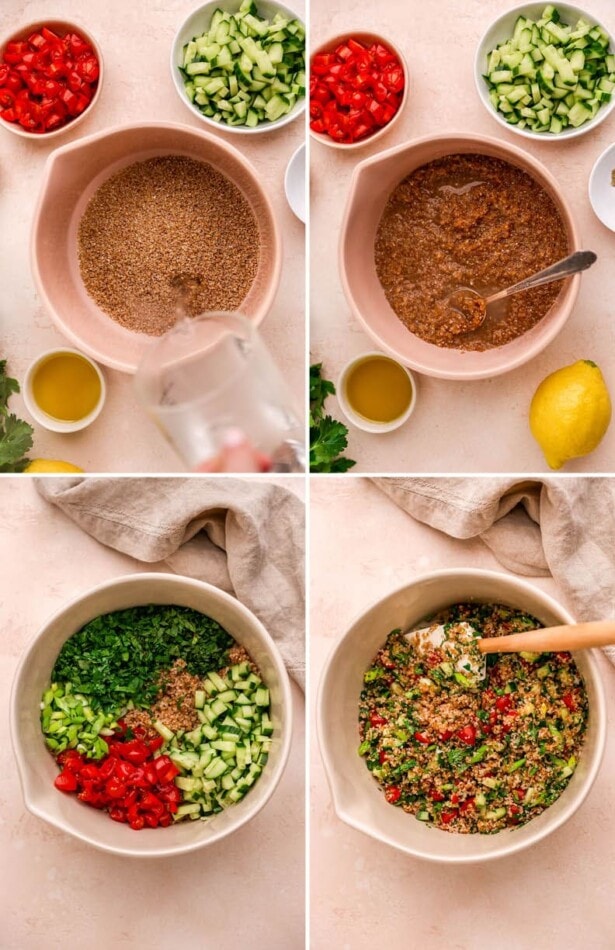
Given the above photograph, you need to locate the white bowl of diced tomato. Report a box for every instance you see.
[0,20,102,139]
[309,32,408,149]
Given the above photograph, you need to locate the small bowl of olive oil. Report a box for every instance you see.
[24,348,106,433]
[337,352,417,432]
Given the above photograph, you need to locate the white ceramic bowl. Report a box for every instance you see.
[475,3,615,141]
[23,347,106,433]
[589,141,615,231]
[11,573,292,857]
[171,0,305,135]
[336,351,417,433]
[285,142,305,221]
[317,569,606,863]
[309,32,408,151]
[0,19,103,141]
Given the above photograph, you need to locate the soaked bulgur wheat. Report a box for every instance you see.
[374,154,568,351]
[359,602,588,834]
[78,156,259,335]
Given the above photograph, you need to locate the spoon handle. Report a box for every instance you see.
[486,250,597,304]
[479,620,615,654]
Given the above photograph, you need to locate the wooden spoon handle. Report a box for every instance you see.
[478,620,615,654]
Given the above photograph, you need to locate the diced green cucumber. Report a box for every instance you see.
[168,662,273,822]
[179,1,304,127]
[483,4,615,133]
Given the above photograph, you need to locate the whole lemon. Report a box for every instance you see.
[530,360,611,470]
[24,459,84,474]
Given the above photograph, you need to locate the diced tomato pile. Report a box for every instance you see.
[310,37,405,144]
[54,729,181,831]
[0,26,99,133]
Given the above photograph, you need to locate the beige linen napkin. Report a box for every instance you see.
[372,477,615,667]
[36,477,305,688]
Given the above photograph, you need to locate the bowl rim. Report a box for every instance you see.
[336,350,418,433]
[29,119,282,373]
[339,130,581,381]
[10,571,293,857]
[588,140,615,232]
[308,30,409,151]
[0,18,104,141]
[22,346,106,433]
[170,0,306,136]
[473,1,615,142]
[316,567,607,863]
[284,142,306,222]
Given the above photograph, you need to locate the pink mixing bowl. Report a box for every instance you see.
[31,121,281,373]
[339,132,581,380]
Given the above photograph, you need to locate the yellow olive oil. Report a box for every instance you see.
[32,352,101,422]
[345,356,412,423]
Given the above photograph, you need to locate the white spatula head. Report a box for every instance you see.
[404,621,486,685]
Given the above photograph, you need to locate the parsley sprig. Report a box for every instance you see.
[309,363,356,473]
[0,361,33,473]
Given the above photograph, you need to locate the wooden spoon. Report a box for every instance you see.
[405,619,614,683]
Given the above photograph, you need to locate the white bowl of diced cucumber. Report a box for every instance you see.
[475,3,615,140]
[172,0,305,134]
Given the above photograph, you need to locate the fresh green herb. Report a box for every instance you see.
[52,605,234,712]
[309,363,356,473]
[447,748,466,769]
[468,744,488,765]
[0,360,33,473]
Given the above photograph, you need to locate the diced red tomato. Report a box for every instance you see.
[370,713,388,727]
[310,36,404,144]
[54,770,78,792]
[378,750,388,764]
[413,731,431,744]
[50,733,179,831]
[429,789,445,802]
[459,797,475,814]
[384,786,401,804]
[495,694,512,713]
[438,729,454,742]
[456,725,477,747]
[562,692,576,711]
[440,810,458,825]
[0,25,98,133]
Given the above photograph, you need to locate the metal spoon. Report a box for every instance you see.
[405,618,615,685]
[446,249,598,333]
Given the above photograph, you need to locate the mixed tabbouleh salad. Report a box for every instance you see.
[41,605,272,831]
[359,602,588,834]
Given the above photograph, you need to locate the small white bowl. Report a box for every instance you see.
[0,19,103,141]
[475,3,615,142]
[170,0,305,135]
[285,142,305,221]
[10,572,292,857]
[336,352,417,433]
[317,569,606,863]
[589,141,615,230]
[23,347,106,433]
[309,32,408,151]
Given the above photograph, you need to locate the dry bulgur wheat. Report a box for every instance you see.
[78,156,259,335]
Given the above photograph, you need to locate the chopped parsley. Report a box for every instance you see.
[52,604,234,712]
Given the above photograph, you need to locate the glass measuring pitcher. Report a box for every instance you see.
[134,312,305,472]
